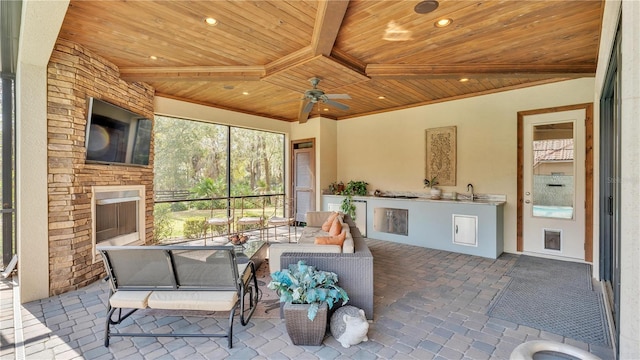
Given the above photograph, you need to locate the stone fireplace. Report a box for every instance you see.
[91,185,146,262]
[47,40,155,295]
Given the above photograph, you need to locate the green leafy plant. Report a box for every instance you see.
[183,217,207,239]
[340,180,368,219]
[153,203,175,243]
[423,176,439,188]
[268,260,349,320]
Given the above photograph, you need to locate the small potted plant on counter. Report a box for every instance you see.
[268,261,349,346]
[424,176,441,200]
[328,181,345,195]
[340,180,368,219]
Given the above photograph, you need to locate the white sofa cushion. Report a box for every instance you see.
[267,211,356,274]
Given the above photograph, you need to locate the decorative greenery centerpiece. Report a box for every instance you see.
[423,176,439,188]
[423,176,442,199]
[268,260,349,320]
[340,180,368,219]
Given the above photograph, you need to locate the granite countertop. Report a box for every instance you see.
[323,193,507,206]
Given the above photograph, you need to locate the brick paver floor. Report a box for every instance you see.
[2,239,615,359]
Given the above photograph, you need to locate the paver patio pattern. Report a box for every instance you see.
[2,238,614,359]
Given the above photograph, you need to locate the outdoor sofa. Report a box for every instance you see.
[269,211,374,319]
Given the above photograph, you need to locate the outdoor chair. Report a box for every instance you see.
[206,197,234,243]
[266,196,297,243]
[236,196,265,240]
[97,245,259,348]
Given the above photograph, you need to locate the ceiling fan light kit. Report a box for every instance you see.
[298,77,351,123]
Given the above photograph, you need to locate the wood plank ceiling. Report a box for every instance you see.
[58,0,604,122]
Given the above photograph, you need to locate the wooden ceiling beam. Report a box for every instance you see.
[330,48,367,75]
[264,46,314,75]
[366,64,596,79]
[119,66,266,82]
[311,0,350,56]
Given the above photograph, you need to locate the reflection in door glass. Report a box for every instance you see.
[532,122,574,219]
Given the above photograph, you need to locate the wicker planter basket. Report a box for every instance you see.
[283,302,328,346]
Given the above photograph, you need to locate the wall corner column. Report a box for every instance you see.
[16,0,69,302]
[618,0,640,358]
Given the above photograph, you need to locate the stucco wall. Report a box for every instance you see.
[335,78,595,254]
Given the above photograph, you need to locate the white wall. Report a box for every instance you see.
[318,118,338,196]
[154,97,291,134]
[336,78,595,254]
[16,0,69,302]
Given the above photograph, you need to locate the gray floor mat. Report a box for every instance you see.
[488,255,610,347]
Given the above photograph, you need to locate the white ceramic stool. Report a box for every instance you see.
[510,340,601,360]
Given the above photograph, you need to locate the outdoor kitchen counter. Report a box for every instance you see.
[322,195,505,259]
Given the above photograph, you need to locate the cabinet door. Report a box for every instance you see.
[353,200,367,237]
[453,215,477,246]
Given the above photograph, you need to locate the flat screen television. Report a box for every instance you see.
[85,98,152,166]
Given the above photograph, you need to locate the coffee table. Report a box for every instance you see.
[233,240,268,270]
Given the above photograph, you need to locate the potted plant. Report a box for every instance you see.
[268,261,349,345]
[340,180,368,219]
[424,176,441,200]
[328,181,345,195]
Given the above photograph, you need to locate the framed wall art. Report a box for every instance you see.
[425,126,457,186]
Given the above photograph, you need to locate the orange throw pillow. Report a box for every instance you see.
[329,217,342,236]
[321,212,340,232]
[315,230,346,247]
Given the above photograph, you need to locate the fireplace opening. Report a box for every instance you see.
[95,198,138,243]
[92,186,145,262]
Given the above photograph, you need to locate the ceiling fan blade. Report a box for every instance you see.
[325,94,351,100]
[324,99,350,111]
[298,99,313,123]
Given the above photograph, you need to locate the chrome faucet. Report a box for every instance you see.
[467,183,474,201]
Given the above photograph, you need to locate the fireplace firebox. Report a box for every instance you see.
[91,185,145,261]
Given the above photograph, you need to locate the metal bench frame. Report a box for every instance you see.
[97,245,259,348]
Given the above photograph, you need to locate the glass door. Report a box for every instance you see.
[522,109,586,260]
[599,24,621,341]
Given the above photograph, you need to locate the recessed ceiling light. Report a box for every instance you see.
[242,91,249,95]
[323,108,329,111]
[149,55,158,60]
[435,18,453,28]
[414,0,439,14]
[459,78,469,82]
[378,96,386,100]
[205,17,218,26]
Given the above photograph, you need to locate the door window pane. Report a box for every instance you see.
[532,122,574,219]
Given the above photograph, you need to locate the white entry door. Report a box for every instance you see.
[522,109,586,260]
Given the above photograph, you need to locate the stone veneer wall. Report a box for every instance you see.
[47,39,155,295]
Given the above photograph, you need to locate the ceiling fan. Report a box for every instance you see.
[298,77,351,123]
